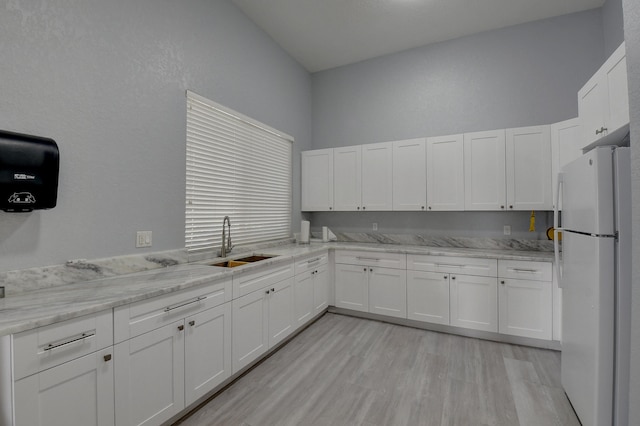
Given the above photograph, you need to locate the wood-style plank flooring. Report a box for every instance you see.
[176,313,580,426]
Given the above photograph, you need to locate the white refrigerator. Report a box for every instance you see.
[554,146,631,426]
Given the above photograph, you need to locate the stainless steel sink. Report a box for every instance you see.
[208,254,277,268]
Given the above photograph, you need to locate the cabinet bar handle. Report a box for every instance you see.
[356,257,380,261]
[104,354,112,362]
[189,320,196,326]
[435,263,464,268]
[178,325,184,331]
[164,296,207,313]
[43,332,96,351]
[306,257,322,264]
[508,268,540,274]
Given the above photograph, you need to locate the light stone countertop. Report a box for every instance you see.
[0,242,554,337]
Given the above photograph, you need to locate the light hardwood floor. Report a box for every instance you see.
[176,313,580,426]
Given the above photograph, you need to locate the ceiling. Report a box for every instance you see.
[232,0,605,73]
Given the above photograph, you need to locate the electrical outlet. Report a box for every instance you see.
[503,225,511,236]
[372,223,378,231]
[136,231,152,248]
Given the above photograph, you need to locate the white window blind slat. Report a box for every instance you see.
[185,91,293,253]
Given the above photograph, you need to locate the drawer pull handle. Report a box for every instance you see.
[436,263,464,268]
[43,332,96,351]
[307,257,322,264]
[356,257,380,262]
[508,268,540,274]
[164,296,207,313]
[104,354,112,362]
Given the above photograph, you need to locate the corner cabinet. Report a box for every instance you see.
[301,149,334,211]
[578,42,629,148]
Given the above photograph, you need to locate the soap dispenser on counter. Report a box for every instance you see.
[0,130,59,212]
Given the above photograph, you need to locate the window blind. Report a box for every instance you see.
[185,91,293,253]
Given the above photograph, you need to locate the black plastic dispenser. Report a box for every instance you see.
[0,130,59,212]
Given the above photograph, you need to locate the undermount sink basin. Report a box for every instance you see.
[208,254,277,268]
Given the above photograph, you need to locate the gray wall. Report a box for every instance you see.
[309,10,603,239]
[622,0,640,421]
[603,0,626,57]
[311,10,604,148]
[0,0,312,272]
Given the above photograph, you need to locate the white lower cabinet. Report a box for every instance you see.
[450,274,498,332]
[334,263,370,312]
[232,277,295,373]
[115,321,185,426]
[14,347,115,426]
[295,263,329,327]
[498,260,553,340]
[184,303,232,406]
[368,267,407,319]
[407,271,450,325]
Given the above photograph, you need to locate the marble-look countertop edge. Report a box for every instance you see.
[0,243,553,336]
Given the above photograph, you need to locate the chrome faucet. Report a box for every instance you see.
[220,216,233,257]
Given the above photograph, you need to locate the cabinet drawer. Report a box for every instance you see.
[334,250,406,269]
[294,252,328,275]
[407,255,497,277]
[13,310,113,381]
[233,261,294,299]
[114,278,231,343]
[498,260,552,282]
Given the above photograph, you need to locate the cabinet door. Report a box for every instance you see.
[499,278,552,340]
[407,271,449,325]
[368,267,407,319]
[464,130,506,211]
[313,264,330,315]
[268,277,295,348]
[294,272,315,327]
[115,322,185,426]
[426,134,465,211]
[505,125,552,210]
[301,149,334,211]
[231,290,269,373]
[333,146,362,211]
[392,138,426,211]
[334,264,369,312]
[578,72,606,146]
[551,118,582,210]
[450,275,498,332]
[603,43,629,135]
[184,302,232,406]
[15,348,114,426]
[361,142,393,211]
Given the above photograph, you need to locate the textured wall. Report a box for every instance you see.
[622,0,640,421]
[0,0,312,272]
[603,0,626,57]
[311,9,604,149]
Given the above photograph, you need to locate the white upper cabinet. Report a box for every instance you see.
[392,138,426,211]
[362,141,393,211]
[578,42,629,148]
[464,129,506,211]
[301,149,333,211]
[333,146,362,211]
[551,118,582,210]
[505,125,552,211]
[426,134,465,211]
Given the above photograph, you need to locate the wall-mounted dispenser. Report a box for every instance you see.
[0,130,59,212]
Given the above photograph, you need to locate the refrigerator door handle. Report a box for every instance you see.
[554,172,564,286]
